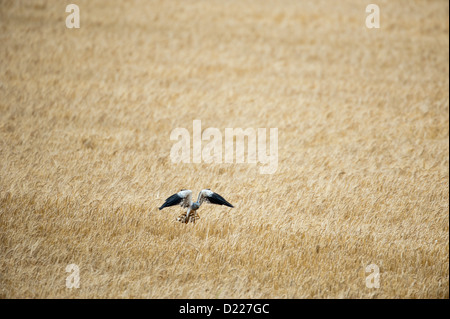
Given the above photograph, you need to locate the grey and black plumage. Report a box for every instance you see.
[158,189,233,223]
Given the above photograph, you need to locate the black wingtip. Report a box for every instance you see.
[210,192,234,208]
[222,200,234,208]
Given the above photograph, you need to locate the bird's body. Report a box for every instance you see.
[158,189,233,223]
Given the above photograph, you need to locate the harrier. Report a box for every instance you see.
[158,189,234,223]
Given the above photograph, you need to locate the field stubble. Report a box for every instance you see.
[0,0,448,298]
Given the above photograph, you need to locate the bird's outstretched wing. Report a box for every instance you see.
[197,189,234,208]
[159,189,192,210]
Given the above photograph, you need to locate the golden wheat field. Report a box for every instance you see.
[0,0,448,299]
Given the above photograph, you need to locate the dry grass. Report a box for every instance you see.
[0,0,448,298]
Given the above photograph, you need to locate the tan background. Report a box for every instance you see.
[0,0,448,298]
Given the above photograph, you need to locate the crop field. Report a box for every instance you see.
[0,0,448,298]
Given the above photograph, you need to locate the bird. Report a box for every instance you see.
[158,189,234,223]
